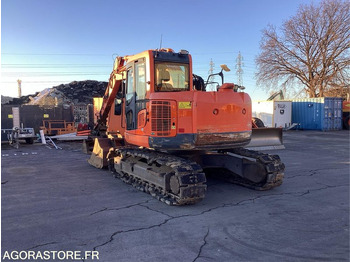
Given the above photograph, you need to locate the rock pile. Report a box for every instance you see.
[1,95,15,104]
[54,80,107,104]
[26,88,72,107]
[3,93,37,105]
[4,80,108,106]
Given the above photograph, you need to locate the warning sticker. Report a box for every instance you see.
[178,102,192,109]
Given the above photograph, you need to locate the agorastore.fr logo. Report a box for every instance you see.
[2,250,99,261]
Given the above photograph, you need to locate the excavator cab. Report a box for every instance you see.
[98,48,252,150]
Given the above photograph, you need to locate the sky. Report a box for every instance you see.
[1,0,322,100]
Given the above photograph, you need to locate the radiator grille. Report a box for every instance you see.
[151,101,171,136]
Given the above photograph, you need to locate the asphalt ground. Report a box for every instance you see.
[1,130,349,262]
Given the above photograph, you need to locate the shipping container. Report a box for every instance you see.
[343,101,350,129]
[292,97,342,131]
[1,105,74,133]
[252,101,292,128]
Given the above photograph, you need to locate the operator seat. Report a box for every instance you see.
[157,69,173,90]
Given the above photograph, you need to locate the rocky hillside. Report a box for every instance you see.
[4,80,108,106]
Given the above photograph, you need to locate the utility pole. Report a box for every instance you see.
[208,58,215,91]
[236,52,244,87]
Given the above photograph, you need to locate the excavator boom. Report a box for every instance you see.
[94,57,125,134]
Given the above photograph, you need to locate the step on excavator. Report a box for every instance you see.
[87,48,285,205]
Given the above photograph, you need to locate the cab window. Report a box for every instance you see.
[155,62,189,91]
[135,61,146,99]
[126,68,134,103]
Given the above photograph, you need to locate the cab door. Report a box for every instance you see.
[125,59,147,130]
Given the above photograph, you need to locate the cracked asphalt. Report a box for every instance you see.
[2,130,349,262]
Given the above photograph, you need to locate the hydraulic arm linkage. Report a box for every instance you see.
[94,57,125,136]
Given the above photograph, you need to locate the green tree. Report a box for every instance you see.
[256,0,350,98]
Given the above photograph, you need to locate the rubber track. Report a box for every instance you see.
[224,148,285,190]
[109,148,207,206]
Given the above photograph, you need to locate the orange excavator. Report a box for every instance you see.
[88,48,284,205]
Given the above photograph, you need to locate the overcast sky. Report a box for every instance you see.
[1,0,322,100]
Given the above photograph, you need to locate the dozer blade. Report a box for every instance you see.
[88,138,113,169]
[246,128,284,150]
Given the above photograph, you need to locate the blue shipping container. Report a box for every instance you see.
[292,97,343,131]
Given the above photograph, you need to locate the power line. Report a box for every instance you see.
[191,51,258,56]
[2,73,108,77]
[2,53,110,56]
[1,80,99,84]
[2,64,110,68]
[3,51,260,57]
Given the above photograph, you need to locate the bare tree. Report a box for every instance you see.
[256,0,350,98]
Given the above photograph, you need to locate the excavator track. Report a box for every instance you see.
[220,147,285,190]
[105,146,283,205]
[108,147,207,205]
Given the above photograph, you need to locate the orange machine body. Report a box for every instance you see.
[105,49,252,150]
